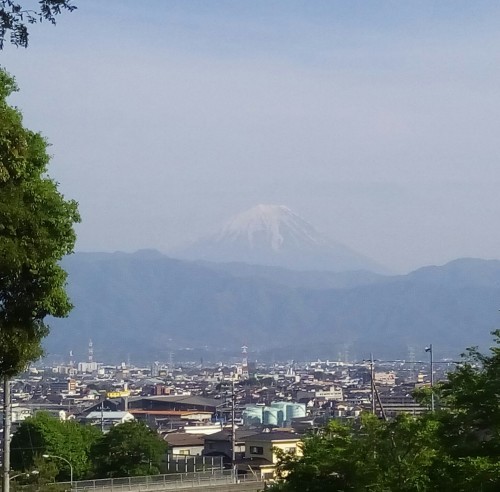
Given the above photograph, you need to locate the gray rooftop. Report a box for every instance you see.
[129,395,219,408]
[204,429,258,442]
[244,431,300,442]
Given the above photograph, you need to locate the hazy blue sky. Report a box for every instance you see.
[2,0,500,273]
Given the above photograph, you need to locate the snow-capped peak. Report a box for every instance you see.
[173,204,386,273]
[217,204,324,251]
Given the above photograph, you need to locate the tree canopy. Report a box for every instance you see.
[91,420,167,478]
[273,413,439,492]
[428,330,500,490]
[272,331,500,492]
[11,414,167,481]
[0,0,76,49]
[0,67,80,376]
[10,412,101,481]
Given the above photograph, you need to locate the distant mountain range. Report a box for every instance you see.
[172,204,387,273]
[45,251,500,363]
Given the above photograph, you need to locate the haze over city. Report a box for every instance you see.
[3,0,500,273]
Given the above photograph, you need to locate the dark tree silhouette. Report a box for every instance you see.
[0,0,76,49]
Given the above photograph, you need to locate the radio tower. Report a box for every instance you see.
[88,339,94,364]
[241,344,249,380]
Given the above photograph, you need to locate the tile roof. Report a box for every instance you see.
[164,433,205,447]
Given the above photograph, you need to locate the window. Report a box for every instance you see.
[250,446,264,455]
[284,447,296,454]
[178,449,190,455]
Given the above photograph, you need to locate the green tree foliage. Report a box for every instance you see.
[30,454,59,486]
[273,331,500,491]
[11,414,167,482]
[10,454,63,491]
[0,68,80,376]
[91,421,167,478]
[273,414,438,492]
[10,412,101,481]
[0,0,76,49]
[427,329,500,491]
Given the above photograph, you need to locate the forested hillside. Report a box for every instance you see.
[46,252,500,362]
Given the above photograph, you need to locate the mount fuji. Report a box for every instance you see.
[173,204,386,273]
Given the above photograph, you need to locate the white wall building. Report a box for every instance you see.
[315,386,344,401]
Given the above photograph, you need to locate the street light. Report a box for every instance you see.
[42,454,73,486]
[9,474,26,481]
[10,471,39,481]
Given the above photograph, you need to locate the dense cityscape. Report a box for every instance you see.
[0,342,445,482]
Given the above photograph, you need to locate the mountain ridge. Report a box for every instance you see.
[45,252,500,362]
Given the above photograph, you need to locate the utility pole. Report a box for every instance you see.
[231,379,236,483]
[370,353,376,415]
[2,376,11,492]
[425,344,435,412]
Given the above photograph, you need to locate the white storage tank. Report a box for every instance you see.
[286,403,306,423]
[242,406,263,426]
[271,401,291,427]
[263,407,279,426]
[271,401,287,411]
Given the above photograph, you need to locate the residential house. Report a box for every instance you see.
[237,431,302,480]
[203,429,257,461]
[81,411,134,431]
[164,433,205,457]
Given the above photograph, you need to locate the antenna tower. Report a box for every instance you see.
[241,344,249,379]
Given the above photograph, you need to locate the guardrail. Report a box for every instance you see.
[57,469,262,491]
